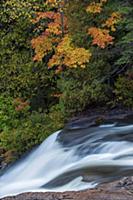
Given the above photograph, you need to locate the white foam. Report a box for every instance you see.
[0,124,133,198]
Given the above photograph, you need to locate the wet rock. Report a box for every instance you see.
[64,108,133,131]
[117,176,133,190]
[0,156,7,172]
[0,148,9,172]
[2,189,133,200]
[64,116,105,130]
[0,161,7,171]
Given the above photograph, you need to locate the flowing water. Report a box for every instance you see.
[0,115,133,198]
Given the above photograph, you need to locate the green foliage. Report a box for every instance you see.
[0,96,17,131]
[0,0,61,163]
[114,76,133,107]
[0,0,46,24]
[0,11,57,110]
[115,4,133,69]
[0,101,64,162]
[0,11,34,98]
[57,68,108,117]
[0,96,29,132]
[65,0,89,47]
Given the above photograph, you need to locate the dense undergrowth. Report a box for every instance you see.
[0,0,133,163]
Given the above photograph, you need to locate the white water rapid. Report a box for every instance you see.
[0,118,133,198]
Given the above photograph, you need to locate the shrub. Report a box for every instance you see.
[0,105,64,162]
[114,76,133,107]
[58,72,107,117]
[0,96,29,132]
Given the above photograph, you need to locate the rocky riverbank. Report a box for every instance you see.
[2,177,133,200]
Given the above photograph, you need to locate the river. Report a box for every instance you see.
[0,114,133,198]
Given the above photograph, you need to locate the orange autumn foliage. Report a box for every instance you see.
[32,11,55,23]
[31,11,68,62]
[31,0,121,70]
[32,11,67,35]
[86,0,121,48]
[88,27,114,48]
[46,0,57,4]
[31,9,91,68]
[31,34,53,61]
[103,12,121,31]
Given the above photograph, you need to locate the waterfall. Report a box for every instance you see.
[0,119,133,198]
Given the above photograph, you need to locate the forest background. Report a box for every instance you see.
[0,0,133,164]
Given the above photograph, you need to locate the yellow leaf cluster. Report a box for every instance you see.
[31,35,53,61]
[48,35,92,69]
[86,0,107,14]
[88,27,114,48]
[47,22,61,35]
[46,0,66,9]
[103,12,121,31]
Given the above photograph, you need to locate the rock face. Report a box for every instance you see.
[2,177,133,200]
[0,148,5,171]
[1,189,133,200]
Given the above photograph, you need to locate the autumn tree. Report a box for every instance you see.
[31,0,92,72]
[31,0,122,73]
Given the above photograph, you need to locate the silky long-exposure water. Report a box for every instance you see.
[0,116,133,198]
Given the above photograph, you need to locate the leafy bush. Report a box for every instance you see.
[0,96,30,132]
[55,47,112,117]
[58,71,107,117]
[114,76,133,107]
[0,98,64,162]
